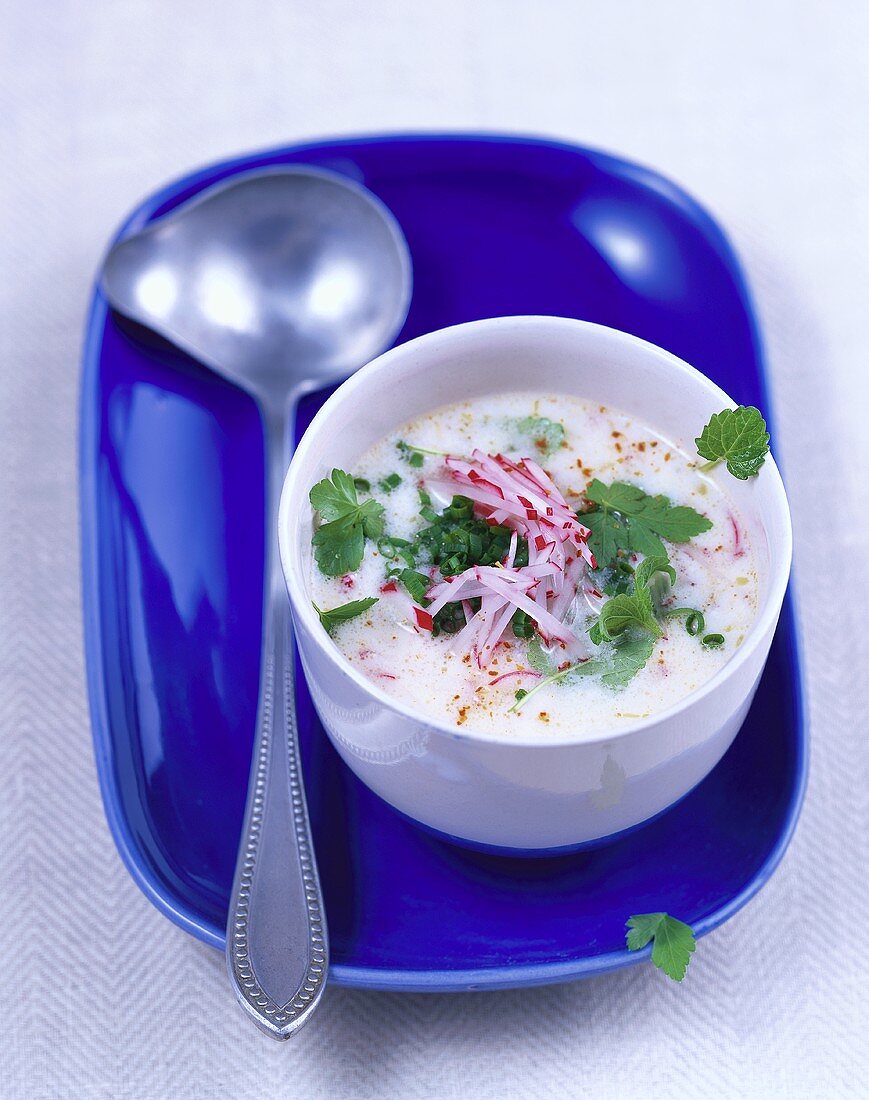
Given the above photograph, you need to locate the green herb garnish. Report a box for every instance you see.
[598,558,635,596]
[379,472,402,492]
[398,568,430,604]
[701,632,725,648]
[591,590,661,643]
[582,480,712,569]
[696,405,770,479]
[508,657,602,712]
[353,477,371,493]
[626,913,696,982]
[667,607,705,636]
[634,554,677,590]
[309,469,385,576]
[589,554,674,644]
[512,415,566,458]
[396,439,448,460]
[514,688,528,703]
[600,633,657,688]
[511,609,536,640]
[313,597,378,633]
[407,494,528,577]
[526,637,555,674]
[396,441,426,468]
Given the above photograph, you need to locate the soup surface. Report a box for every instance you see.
[307,393,759,739]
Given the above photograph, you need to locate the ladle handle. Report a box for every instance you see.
[226,590,328,1039]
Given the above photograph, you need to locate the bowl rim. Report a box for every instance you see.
[279,315,793,750]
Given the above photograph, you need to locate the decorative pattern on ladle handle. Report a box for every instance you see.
[226,597,328,1040]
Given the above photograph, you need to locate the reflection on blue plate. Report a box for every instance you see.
[81,134,806,991]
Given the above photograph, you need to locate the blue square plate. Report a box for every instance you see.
[81,134,807,990]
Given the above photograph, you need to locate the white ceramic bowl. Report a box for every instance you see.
[279,317,792,852]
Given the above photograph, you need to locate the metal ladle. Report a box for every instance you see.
[101,165,412,1038]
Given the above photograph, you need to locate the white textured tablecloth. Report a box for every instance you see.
[3,2,868,1096]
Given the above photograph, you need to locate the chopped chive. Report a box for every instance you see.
[511,609,535,639]
[701,633,725,648]
[379,472,402,492]
[418,488,432,508]
[353,477,371,493]
[514,689,528,703]
[399,568,430,603]
[667,607,705,636]
[409,451,424,468]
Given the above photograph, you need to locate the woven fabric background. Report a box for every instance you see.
[2,2,867,1096]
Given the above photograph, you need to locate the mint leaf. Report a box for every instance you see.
[588,552,670,683]
[309,469,385,576]
[512,415,566,458]
[313,597,378,634]
[626,912,696,982]
[601,632,657,688]
[526,637,556,674]
[594,589,661,641]
[592,555,667,643]
[696,405,770,479]
[583,480,712,569]
[633,554,676,590]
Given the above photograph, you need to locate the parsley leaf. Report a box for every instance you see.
[626,912,696,982]
[310,468,361,522]
[695,405,770,479]
[512,415,566,458]
[583,480,712,569]
[309,469,385,576]
[313,597,378,634]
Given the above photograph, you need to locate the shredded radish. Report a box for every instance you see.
[487,668,543,686]
[418,450,596,665]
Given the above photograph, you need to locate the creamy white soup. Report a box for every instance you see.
[307,393,759,740]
